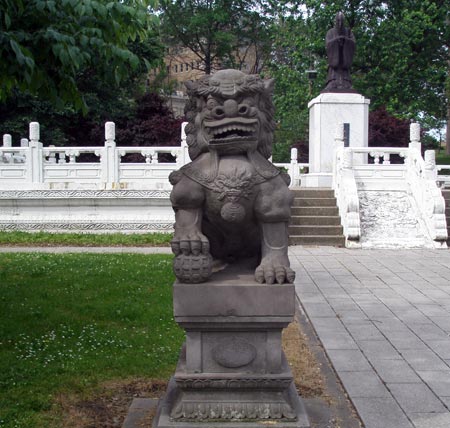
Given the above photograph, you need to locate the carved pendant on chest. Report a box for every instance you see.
[210,166,256,223]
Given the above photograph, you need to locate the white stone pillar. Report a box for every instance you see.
[304,92,370,187]
[289,147,298,187]
[424,150,437,180]
[2,134,12,163]
[3,134,12,148]
[102,122,118,186]
[409,122,421,152]
[28,122,43,184]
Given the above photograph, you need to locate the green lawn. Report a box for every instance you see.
[0,231,172,247]
[0,253,183,428]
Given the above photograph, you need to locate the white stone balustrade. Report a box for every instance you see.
[0,121,192,190]
[332,122,447,247]
[332,124,361,246]
[0,121,307,190]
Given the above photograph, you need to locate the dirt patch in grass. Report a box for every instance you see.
[56,318,329,427]
[56,379,166,428]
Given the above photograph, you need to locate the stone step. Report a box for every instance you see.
[289,235,346,246]
[292,197,337,207]
[291,188,335,198]
[289,225,343,236]
[291,206,339,216]
[290,215,341,226]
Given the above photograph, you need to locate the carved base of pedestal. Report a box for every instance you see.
[153,377,309,428]
[153,346,309,428]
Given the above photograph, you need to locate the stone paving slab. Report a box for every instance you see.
[291,246,450,428]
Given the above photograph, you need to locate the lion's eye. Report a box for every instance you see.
[206,97,220,110]
[241,97,255,107]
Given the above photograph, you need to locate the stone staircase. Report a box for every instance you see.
[442,190,450,246]
[289,188,345,246]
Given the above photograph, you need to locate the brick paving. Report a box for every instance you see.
[290,246,450,428]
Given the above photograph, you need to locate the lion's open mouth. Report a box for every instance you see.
[204,118,258,145]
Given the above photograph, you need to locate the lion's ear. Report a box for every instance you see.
[264,79,275,94]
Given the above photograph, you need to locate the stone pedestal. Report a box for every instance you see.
[153,265,309,428]
[303,92,370,188]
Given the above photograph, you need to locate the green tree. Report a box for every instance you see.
[0,0,159,111]
[158,0,272,74]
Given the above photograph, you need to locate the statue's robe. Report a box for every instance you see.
[325,27,355,91]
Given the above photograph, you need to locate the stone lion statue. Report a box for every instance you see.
[169,69,295,284]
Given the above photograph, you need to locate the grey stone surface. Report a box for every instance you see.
[370,359,421,383]
[358,339,402,361]
[351,397,414,428]
[387,382,446,415]
[409,413,450,428]
[326,349,372,371]
[337,371,390,398]
[400,349,449,371]
[417,370,450,396]
[122,398,158,428]
[316,331,358,350]
[173,266,295,319]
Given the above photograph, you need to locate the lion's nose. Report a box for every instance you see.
[223,99,238,117]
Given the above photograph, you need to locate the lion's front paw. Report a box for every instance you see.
[171,231,210,257]
[171,231,213,283]
[255,257,295,284]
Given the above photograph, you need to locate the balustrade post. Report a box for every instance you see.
[28,122,43,184]
[424,150,437,180]
[289,148,298,187]
[2,134,12,163]
[20,138,29,147]
[3,134,12,148]
[409,122,421,153]
[102,122,119,186]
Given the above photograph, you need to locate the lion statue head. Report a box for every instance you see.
[183,69,276,161]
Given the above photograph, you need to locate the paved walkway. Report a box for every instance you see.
[3,244,450,427]
[290,246,450,428]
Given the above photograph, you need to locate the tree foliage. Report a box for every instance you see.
[158,0,272,74]
[0,91,182,149]
[369,106,410,148]
[89,93,183,148]
[0,0,160,111]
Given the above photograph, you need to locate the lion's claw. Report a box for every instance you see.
[171,232,210,257]
[255,261,295,284]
